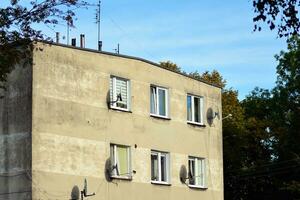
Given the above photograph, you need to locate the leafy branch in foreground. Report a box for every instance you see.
[253,0,300,38]
[0,0,88,91]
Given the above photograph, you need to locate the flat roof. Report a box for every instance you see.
[39,41,222,89]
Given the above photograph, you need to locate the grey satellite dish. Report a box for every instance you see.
[207,107,220,126]
[179,165,188,183]
[71,185,80,200]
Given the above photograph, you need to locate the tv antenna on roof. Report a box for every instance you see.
[113,43,120,54]
[95,0,102,51]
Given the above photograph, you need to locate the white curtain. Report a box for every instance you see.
[195,158,205,187]
[150,87,157,114]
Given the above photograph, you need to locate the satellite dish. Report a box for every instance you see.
[105,158,113,182]
[207,107,220,126]
[179,165,188,183]
[71,185,80,200]
[207,108,214,126]
[106,92,123,108]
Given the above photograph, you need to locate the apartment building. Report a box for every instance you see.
[0,42,223,200]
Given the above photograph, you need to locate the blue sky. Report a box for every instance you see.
[7,0,288,99]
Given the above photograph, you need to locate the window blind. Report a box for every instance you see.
[110,76,129,109]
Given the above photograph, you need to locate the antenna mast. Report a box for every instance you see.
[67,23,70,45]
[96,0,102,51]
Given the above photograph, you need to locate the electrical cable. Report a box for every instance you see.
[227,164,300,179]
[105,15,157,59]
[225,157,300,173]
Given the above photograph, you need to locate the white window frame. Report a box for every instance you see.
[187,94,204,125]
[110,76,131,111]
[150,85,169,118]
[151,150,170,185]
[110,144,132,179]
[188,156,206,188]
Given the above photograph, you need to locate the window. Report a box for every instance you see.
[151,150,170,184]
[187,94,204,125]
[110,76,130,111]
[188,157,206,188]
[150,86,169,118]
[110,144,132,179]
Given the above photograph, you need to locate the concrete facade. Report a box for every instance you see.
[0,42,223,200]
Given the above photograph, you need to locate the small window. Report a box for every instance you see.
[110,76,130,111]
[150,86,169,118]
[188,157,206,188]
[110,144,132,179]
[187,94,204,124]
[151,150,170,184]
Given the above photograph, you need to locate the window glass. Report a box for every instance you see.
[194,97,200,122]
[151,151,169,183]
[158,89,166,116]
[150,86,168,117]
[110,144,131,178]
[187,94,203,124]
[187,95,192,121]
[116,78,128,109]
[189,159,195,185]
[188,157,206,187]
[150,86,157,114]
[160,154,167,182]
[151,153,158,181]
[199,159,204,186]
[110,76,130,110]
[117,146,129,175]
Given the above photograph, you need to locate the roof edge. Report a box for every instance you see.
[35,40,222,89]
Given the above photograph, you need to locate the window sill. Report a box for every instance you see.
[151,181,171,186]
[110,107,132,113]
[150,114,171,120]
[110,175,132,181]
[188,184,208,190]
[187,121,206,127]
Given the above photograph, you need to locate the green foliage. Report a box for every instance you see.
[161,36,300,200]
[184,37,300,199]
[189,70,226,88]
[0,0,87,92]
[272,36,300,161]
[159,62,225,88]
[159,61,182,73]
[228,36,300,200]
[252,0,300,38]
[272,36,300,197]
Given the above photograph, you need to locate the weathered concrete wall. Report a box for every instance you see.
[0,61,32,199]
[31,43,223,200]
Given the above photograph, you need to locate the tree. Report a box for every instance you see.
[0,0,87,91]
[190,70,226,88]
[159,61,182,73]
[253,0,300,38]
[240,88,278,199]
[271,36,300,197]
[234,37,300,200]
[159,62,226,88]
